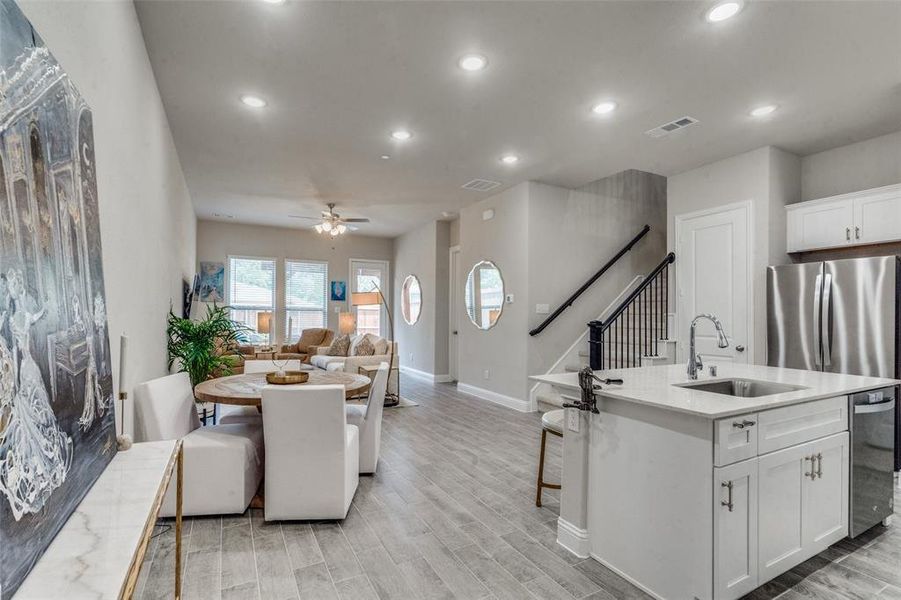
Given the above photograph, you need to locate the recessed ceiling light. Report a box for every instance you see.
[240,94,267,108]
[381,155,391,160]
[750,104,778,117]
[706,1,743,22]
[591,101,618,115]
[391,130,412,141]
[261,0,285,4]
[458,54,488,72]
[500,154,519,165]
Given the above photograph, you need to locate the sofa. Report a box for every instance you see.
[310,333,398,396]
[277,328,335,363]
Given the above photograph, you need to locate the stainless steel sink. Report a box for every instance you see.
[674,378,807,398]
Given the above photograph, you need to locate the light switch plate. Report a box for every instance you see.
[567,409,580,433]
[505,294,514,303]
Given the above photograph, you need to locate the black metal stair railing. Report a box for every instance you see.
[588,252,675,370]
[529,224,651,337]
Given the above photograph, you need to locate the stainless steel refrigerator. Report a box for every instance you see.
[766,255,901,480]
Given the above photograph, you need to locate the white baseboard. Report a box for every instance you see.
[556,518,590,559]
[589,553,665,600]
[456,383,531,412]
[399,366,453,384]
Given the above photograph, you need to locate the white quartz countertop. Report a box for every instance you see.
[15,440,178,599]
[530,363,900,418]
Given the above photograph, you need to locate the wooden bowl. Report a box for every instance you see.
[266,371,310,385]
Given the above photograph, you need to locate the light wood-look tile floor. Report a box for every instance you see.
[138,375,901,600]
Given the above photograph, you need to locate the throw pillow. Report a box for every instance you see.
[372,336,389,355]
[353,335,376,356]
[326,334,351,356]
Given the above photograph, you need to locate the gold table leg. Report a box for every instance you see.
[175,445,183,599]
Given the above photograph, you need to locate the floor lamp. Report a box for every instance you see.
[351,286,398,406]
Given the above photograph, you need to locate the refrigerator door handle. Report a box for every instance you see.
[821,273,833,367]
[813,273,823,368]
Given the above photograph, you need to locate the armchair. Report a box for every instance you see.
[277,327,334,363]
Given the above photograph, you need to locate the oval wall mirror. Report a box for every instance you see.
[401,275,422,325]
[465,260,504,330]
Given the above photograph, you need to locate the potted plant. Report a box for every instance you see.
[167,304,248,420]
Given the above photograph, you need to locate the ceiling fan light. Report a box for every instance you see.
[314,224,323,233]
[337,224,347,234]
[330,227,340,237]
[321,221,332,232]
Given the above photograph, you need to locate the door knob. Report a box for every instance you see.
[735,345,745,352]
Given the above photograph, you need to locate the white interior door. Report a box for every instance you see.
[349,259,389,338]
[448,246,460,381]
[675,203,751,364]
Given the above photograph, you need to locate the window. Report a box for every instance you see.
[285,259,327,340]
[350,259,388,337]
[228,256,275,344]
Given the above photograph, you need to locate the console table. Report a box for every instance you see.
[15,440,184,599]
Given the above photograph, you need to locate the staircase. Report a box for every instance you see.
[531,253,677,412]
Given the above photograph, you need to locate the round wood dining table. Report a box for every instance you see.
[194,371,371,406]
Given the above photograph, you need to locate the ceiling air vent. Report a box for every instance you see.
[461,178,502,192]
[645,116,699,139]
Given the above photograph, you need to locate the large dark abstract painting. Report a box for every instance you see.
[0,1,117,597]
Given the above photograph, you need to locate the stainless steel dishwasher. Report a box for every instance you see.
[850,387,896,537]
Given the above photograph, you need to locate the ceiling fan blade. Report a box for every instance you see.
[341,218,370,223]
[348,225,359,231]
[288,214,321,220]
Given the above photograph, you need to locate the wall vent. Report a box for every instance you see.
[645,116,699,139]
[461,178,502,192]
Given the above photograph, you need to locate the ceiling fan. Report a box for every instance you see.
[288,203,370,236]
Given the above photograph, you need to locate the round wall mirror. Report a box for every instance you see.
[401,275,422,325]
[465,260,504,330]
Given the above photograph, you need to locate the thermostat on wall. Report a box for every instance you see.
[482,208,495,221]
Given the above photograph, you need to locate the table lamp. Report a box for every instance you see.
[257,311,272,347]
[339,312,356,335]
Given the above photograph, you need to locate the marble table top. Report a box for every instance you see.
[195,371,371,405]
[531,362,900,418]
[15,440,179,599]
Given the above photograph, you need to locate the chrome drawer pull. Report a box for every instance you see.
[805,455,816,480]
[721,481,734,512]
[815,453,823,479]
[732,419,755,429]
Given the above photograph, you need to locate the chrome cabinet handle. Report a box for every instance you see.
[732,419,755,429]
[846,227,851,241]
[816,452,823,479]
[805,455,816,480]
[721,481,734,512]
[855,226,860,240]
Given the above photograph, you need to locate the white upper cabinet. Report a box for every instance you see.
[786,183,901,253]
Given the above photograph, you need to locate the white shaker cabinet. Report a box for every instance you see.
[786,183,901,252]
[713,458,758,599]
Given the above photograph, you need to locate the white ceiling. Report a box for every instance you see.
[135,1,901,238]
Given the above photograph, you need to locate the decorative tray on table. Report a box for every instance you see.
[266,371,310,385]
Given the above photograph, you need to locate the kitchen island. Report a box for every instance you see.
[530,363,898,600]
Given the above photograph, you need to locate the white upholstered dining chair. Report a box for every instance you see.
[218,359,303,425]
[134,372,264,517]
[345,362,389,474]
[261,384,359,520]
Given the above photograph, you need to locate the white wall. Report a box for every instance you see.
[196,220,393,340]
[800,130,901,201]
[20,0,198,438]
[457,183,531,405]
[667,146,800,365]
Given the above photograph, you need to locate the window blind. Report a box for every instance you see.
[285,259,327,334]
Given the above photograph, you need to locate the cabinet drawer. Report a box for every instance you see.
[757,396,847,455]
[715,413,759,467]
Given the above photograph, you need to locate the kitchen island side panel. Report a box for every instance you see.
[588,395,715,600]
